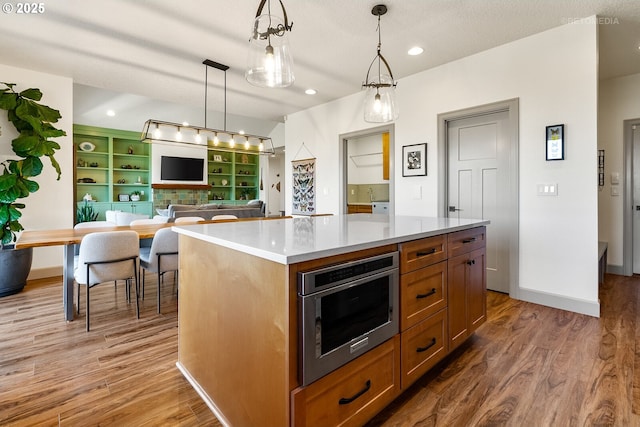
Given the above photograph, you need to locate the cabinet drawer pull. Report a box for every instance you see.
[338,380,371,405]
[466,259,476,266]
[462,237,477,244]
[416,288,437,299]
[416,338,437,353]
[416,248,437,257]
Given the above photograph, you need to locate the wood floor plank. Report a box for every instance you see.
[368,274,640,427]
[2,273,640,426]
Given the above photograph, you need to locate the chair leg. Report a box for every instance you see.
[157,271,162,314]
[134,260,140,319]
[77,282,80,315]
[142,268,146,300]
[86,284,90,332]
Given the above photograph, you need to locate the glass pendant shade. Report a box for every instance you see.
[246,14,295,88]
[363,74,398,123]
[361,4,398,123]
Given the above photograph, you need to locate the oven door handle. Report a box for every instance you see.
[338,380,371,405]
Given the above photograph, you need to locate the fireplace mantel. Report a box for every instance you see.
[152,184,210,190]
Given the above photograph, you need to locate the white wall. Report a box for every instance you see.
[151,141,208,185]
[347,134,385,184]
[0,63,73,277]
[598,72,640,268]
[285,21,599,314]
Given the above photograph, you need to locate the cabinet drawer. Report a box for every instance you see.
[399,235,447,273]
[400,260,447,330]
[291,336,400,427]
[401,309,447,389]
[448,226,486,258]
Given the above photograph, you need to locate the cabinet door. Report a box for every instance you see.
[447,253,469,351]
[447,247,487,351]
[467,247,486,333]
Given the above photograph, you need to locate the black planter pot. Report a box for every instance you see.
[0,245,33,297]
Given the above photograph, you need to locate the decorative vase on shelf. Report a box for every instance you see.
[131,195,140,202]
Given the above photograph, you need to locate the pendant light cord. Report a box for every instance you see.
[203,60,228,132]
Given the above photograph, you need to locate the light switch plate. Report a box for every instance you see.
[611,172,620,185]
[537,183,558,196]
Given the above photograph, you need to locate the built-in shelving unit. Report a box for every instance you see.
[207,149,259,203]
[74,125,153,221]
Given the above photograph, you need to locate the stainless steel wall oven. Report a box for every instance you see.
[298,251,399,386]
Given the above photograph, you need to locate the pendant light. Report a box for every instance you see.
[246,0,295,88]
[362,4,398,123]
[141,59,275,155]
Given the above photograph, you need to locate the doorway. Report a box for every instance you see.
[340,125,395,215]
[623,119,640,275]
[438,99,519,296]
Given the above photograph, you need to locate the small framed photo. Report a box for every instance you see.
[546,124,564,161]
[402,143,427,177]
[213,154,223,162]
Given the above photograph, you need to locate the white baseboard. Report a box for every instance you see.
[27,266,62,281]
[518,287,600,317]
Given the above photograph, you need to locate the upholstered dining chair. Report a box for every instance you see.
[129,218,163,226]
[74,230,140,331]
[139,227,179,314]
[211,214,238,221]
[174,216,205,223]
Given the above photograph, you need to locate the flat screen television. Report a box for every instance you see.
[160,156,204,181]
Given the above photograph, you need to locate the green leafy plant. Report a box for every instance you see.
[76,199,98,223]
[0,82,65,246]
[130,190,141,196]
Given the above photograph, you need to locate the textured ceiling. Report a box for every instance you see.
[0,0,638,126]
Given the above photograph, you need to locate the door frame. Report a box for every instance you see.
[622,118,640,275]
[340,124,395,216]
[437,98,519,297]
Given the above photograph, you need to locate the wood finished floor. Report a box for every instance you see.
[1,273,639,426]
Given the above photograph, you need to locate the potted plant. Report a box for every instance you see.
[0,82,65,296]
[76,199,98,223]
[130,190,141,202]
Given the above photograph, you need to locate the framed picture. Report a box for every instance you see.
[213,154,222,162]
[546,124,564,161]
[402,143,427,176]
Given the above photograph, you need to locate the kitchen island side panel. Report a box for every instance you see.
[177,235,291,427]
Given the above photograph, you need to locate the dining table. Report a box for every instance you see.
[15,216,286,321]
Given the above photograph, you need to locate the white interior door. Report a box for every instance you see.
[447,111,510,293]
[632,125,640,273]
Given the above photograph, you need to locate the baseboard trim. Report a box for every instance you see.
[27,266,63,281]
[518,287,600,318]
[176,361,230,427]
[606,264,625,276]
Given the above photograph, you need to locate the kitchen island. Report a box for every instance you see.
[173,214,489,427]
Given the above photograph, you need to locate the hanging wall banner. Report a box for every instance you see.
[292,158,316,215]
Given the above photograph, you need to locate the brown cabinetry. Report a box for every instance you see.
[398,235,450,389]
[292,335,400,427]
[447,228,487,351]
[347,204,373,214]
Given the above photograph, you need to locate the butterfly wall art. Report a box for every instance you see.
[546,124,565,161]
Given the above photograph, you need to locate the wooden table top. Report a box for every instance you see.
[15,216,291,249]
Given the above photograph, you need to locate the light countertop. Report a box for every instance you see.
[173,215,489,265]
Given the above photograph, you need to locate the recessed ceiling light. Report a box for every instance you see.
[305,89,317,95]
[408,47,424,56]
[238,130,245,135]
[106,110,115,117]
